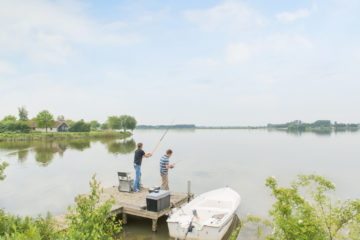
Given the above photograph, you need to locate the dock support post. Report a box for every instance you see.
[152,219,158,232]
[122,213,127,225]
[187,180,191,202]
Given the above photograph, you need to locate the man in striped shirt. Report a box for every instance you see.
[160,149,174,190]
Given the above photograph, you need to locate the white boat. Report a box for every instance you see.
[167,187,241,240]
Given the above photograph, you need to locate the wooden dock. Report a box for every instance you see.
[53,186,193,231]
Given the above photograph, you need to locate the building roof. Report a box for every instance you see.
[55,121,69,128]
[29,121,36,128]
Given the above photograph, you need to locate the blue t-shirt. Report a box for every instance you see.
[160,155,169,174]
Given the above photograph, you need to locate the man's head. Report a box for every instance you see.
[166,149,173,157]
[137,143,143,149]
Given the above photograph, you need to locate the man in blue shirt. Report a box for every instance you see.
[133,142,152,192]
[160,149,174,190]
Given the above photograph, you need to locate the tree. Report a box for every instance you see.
[118,115,137,132]
[57,115,65,121]
[90,120,101,131]
[1,115,17,123]
[107,116,122,130]
[66,119,75,127]
[312,120,331,128]
[18,106,29,121]
[69,120,91,132]
[35,110,55,133]
[100,123,108,130]
[0,120,30,133]
[107,115,137,132]
[118,115,127,131]
[124,115,137,131]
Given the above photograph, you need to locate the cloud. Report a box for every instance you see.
[276,8,311,22]
[188,57,219,67]
[226,42,252,63]
[265,33,313,50]
[184,0,264,31]
[225,33,313,64]
[0,61,16,75]
[0,0,140,64]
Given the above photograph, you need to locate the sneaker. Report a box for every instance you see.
[134,189,141,192]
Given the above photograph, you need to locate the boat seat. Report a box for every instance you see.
[212,213,226,220]
[198,199,233,209]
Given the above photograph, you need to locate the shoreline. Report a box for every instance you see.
[0,131,132,142]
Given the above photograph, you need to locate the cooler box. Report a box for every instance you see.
[146,190,170,212]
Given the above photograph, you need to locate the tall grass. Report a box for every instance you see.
[0,131,131,142]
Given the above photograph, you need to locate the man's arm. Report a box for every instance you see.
[144,153,152,158]
[166,163,175,169]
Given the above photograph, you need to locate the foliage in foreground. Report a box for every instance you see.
[0,210,55,240]
[233,174,360,240]
[0,175,122,240]
[62,174,122,239]
[266,174,360,240]
[0,159,9,181]
[230,215,273,240]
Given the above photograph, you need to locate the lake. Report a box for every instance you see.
[1,129,360,239]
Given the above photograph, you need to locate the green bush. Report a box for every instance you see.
[0,121,31,133]
[60,174,122,239]
[0,210,57,240]
[0,159,8,180]
[69,120,91,132]
[233,175,360,239]
[0,175,122,240]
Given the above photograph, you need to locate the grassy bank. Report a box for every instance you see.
[0,131,132,142]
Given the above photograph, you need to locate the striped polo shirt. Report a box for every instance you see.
[160,155,169,174]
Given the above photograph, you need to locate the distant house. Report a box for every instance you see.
[55,121,69,132]
[29,121,69,132]
[29,121,36,130]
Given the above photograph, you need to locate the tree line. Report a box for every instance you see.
[0,107,137,133]
[267,120,360,130]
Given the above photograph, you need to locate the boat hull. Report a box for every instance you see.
[167,187,241,240]
[168,213,237,240]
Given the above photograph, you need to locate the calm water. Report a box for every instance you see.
[1,129,360,239]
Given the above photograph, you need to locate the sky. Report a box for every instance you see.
[0,0,359,126]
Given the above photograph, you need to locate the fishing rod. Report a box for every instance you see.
[172,159,184,166]
[151,120,174,155]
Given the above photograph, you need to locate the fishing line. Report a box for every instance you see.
[151,120,175,155]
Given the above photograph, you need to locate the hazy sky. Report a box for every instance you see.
[0,0,359,125]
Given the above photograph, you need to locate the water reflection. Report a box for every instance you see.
[1,129,360,239]
[0,138,136,167]
[267,128,358,136]
[105,139,136,155]
[34,142,60,167]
